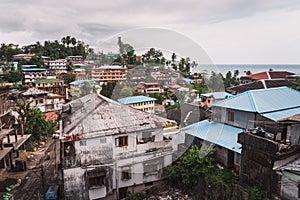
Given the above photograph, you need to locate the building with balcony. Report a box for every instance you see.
[13,53,35,61]
[11,88,65,113]
[136,83,164,94]
[150,69,180,85]
[128,65,147,80]
[91,65,127,82]
[22,67,48,86]
[34,78,67,98]
[60,93,181,200]
[44,59,68,74]
[118,96,156,113]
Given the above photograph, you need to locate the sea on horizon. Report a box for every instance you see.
[191,64,300,77]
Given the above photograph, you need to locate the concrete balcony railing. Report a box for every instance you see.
[136,140,172,153]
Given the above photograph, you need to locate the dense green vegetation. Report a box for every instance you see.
[164,145,233,187]
[16,101,56,141]
[0,36,93,62]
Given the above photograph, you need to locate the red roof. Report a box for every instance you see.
[45,112,58,121]
[242,71,295,80]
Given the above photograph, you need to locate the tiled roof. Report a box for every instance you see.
[269,71,295,79]
[241,71,295,80]
[118,96,156,105]
[181,119,243,153]
[213,86,300,114]
[227,80,296,94]
[45,112,58,121]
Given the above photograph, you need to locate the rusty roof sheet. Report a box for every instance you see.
[62,93,176,139]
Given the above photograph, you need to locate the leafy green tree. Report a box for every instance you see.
[62,73,76,84]
[16,101,32,137]
[293,77,300,91]
[3,65,23,83]
[80,82,94,97]
[164,145,215,187]
[142,48,164,64]
[171,53,177,62]
[27,109,48,141]
[206,71,225,92]
[16,102,54,141]
[100,81,117,98]
[248,186,267,200]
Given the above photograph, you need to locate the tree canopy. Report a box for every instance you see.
[0,36,93,62]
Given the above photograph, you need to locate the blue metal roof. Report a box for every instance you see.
[181,120,243,153]
[118,96,157,105]
[184,78,194,83]
[69,80,95,86]
[201,92,233,100]
[22,68,47,71]
[261,107,300,121]
[213,87,300,114]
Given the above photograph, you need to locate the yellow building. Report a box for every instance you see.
[118,95,156,113]
[34,78,67,98]
[92,65,127,82]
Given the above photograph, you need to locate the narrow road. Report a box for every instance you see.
[12,139,61,199]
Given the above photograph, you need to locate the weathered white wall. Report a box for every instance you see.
[88,187,107,200]
[75,136,114,164]
[63,167,88,200]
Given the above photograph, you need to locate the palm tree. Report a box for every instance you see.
[16,101,32,137]
[71,37,77,46]
[65,36,71,47]
[171,53,177,62]
[61,37,66,46]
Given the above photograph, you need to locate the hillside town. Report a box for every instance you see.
[0,37,300,200]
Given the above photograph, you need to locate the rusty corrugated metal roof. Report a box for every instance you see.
[62,93,176,139]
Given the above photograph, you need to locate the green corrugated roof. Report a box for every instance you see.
[34,79,61,83]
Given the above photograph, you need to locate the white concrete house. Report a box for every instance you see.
[60,93,182,200]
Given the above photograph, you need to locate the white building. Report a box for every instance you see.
[45,59,68,74]
[15,88,65,113]
[60,93,182,200]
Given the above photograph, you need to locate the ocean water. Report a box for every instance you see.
[192,64,300,77]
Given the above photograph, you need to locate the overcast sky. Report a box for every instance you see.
[1,0,300,64]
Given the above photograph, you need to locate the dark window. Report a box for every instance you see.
[88,176,105,187]
[79,140,86,146]
[144,159,162,176]
[138,132,155,144]
[121,168,131,180]
[228,111,234,122]
[144,182,153,186]
[115,136,128,147]
[87,169,106,188]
